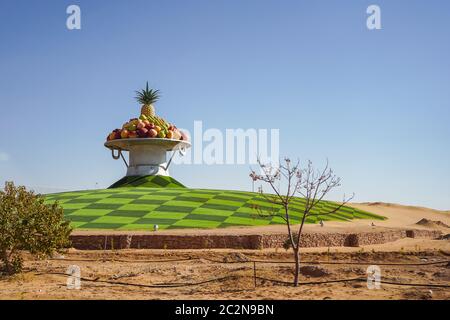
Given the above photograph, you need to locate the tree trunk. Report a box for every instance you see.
[293,248,300,286]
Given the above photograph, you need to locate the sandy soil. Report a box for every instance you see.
[348,202,450,230]
[0,238,449,300]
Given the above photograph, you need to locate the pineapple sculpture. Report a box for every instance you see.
[135,82,160,117]
[106,82,188,142]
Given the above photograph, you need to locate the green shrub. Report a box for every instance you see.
[0,182,72,275]
[283,233,298,251]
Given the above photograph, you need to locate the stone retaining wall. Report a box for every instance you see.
[69,229,442,250]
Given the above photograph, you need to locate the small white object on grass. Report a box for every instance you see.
[153,224,159,231]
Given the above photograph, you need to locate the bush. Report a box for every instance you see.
[283,233,298,251]
[0,182,72,275]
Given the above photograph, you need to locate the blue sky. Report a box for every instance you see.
[0,0,449,209]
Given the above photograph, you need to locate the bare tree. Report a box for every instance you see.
[250,158,354,286]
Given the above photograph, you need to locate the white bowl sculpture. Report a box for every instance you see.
[104,138,191,176]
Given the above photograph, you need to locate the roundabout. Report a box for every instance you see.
[44,83,384,232]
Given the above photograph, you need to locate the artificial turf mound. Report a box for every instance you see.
[109,175,185,189]
[44,179,385,230]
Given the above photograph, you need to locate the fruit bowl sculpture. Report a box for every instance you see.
[106,82,188,142]
[104,83,190,177]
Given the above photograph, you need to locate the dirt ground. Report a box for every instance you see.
[0,238,449,300]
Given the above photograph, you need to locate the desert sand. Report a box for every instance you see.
[348,202,449,230]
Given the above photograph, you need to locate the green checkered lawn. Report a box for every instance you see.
[109,175,186,189]
[44,177,385,231]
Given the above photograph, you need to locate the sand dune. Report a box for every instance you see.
[347,202,450,231]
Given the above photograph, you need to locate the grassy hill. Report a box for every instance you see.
[109,175,186,189]
[44,176,385,231]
